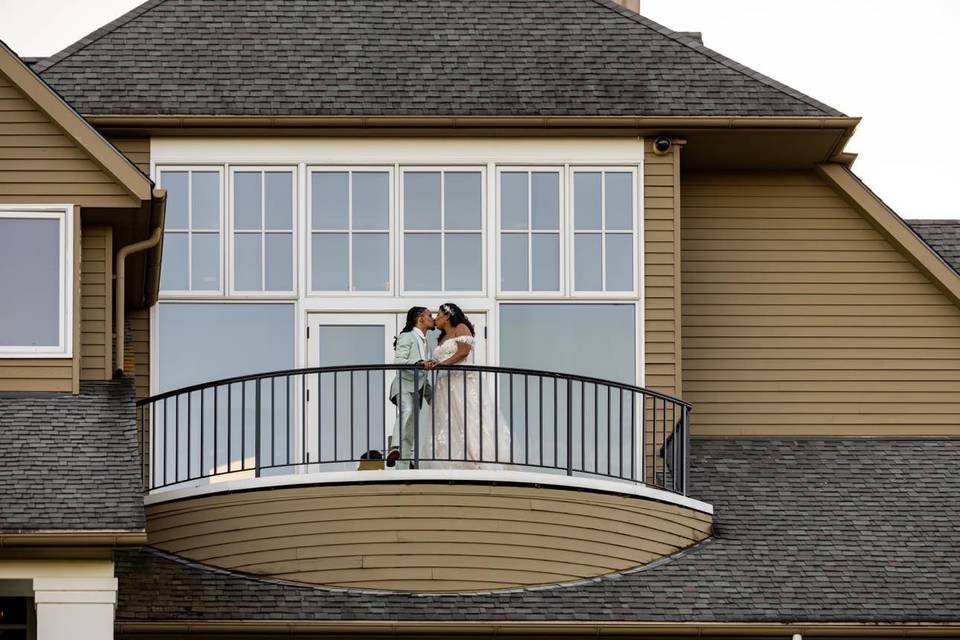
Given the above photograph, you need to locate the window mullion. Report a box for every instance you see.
[439,170,445,292]
[187,171,194,292]
[600,170,607,292]
[260,171,266,291]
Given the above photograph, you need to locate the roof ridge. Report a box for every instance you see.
[587,0,844,117]
[33,0,171,73]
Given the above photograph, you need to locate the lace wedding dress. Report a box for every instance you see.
[425,335,512,468]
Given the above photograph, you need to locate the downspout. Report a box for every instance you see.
[115,188,166,377]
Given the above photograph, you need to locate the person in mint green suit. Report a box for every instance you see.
[387,307,434,469]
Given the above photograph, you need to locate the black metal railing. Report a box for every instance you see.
[137,365,691,495]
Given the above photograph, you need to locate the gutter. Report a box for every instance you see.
[85,114,861,130]
[0,531,147,547]
[115,188,166,377]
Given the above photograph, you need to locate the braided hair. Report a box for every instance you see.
[394,306,428,349]
[439,302,475,336]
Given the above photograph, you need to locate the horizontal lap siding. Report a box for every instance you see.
[0,74,139,208]
[107,138,150,176]
[80,225,111,380]
[128,309,150,401]
[146,484,710,592]
[681,171,960,436]
[644,142,679,397]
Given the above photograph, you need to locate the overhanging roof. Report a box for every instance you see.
[34,0,843,119]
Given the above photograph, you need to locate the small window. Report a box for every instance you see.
[159,169,223,293]
[572,169,637,293]
[231,169,295,293]
[311,169,391,292]
[499,170,562,292]
[0,207,72,356]
[402,169,484,293]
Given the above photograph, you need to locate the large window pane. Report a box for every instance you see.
[265,233,293,291]
[531,233,560,291]
[352,172,389,230]
[312,172,349,230]
[404,233,441,291]
[157,303,294,392]
[500,172,528,230]
[234,172,261,231]
[445,172,482,230]
[501,233,528,291]
[265,172,293,230]
[191,232,220,291]
[499,304,635,384]
[234,234,261,291]
[404,172,441,230]
[163,171,189,229]
[574,172,602,230]
[605,172,633,231]
[0,217,60,347]
[352,234,389,291]
[192,172,220,230]
[445,233,482,291]
[531,172,560,230]
[606,234,633,291]
[160,232,188,291]
[574,234,602,291]
[312,234,349,291]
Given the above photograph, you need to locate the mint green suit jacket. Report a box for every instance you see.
[388,331,432,403]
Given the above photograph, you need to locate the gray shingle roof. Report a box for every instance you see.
[0,380,144,531]
[909,220,960,275]
[34,0,843,118]
[114,438,960,624]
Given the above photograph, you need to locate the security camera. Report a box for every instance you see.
[653,136,673,155]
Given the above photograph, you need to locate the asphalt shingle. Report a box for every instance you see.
[909,219,960,275]
[0,379,144,531]
[35,0,843,118]
[114,438,960,623]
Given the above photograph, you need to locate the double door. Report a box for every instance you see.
[303,312,486,465]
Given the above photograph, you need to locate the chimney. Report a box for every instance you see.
[612,0,640,12]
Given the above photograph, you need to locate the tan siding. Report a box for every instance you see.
[80,224,112,380]
[129,309,150,401]
[147,483,710,592]
[0,360,73,392]
[108,138,150,175]
[0,71,139,208]
[644,141,680,397]
[681,171,960,436]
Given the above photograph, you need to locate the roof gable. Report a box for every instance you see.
[0,40,152,203]
[34,0,843,118]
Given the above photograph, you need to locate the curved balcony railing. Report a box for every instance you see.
[137,365,691,496]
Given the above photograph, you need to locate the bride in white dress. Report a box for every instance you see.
[424,303,511,468]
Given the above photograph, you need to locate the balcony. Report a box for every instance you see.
[137,365,712,592]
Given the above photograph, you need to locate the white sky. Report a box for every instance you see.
[1,0,957,220]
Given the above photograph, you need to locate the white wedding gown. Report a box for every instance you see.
[424,336,512,468]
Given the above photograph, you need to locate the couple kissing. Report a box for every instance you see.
[386,303,508,470]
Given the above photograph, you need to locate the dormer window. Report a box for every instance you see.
[0,206,73,357]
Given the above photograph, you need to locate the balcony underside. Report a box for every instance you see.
[145,475,712,593]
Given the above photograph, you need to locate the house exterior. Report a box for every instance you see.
[0,1,958,638]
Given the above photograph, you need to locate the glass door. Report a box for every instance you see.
[305,314,395,469]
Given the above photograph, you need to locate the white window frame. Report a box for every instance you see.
[156,166,226,297]
[306,166,395,297]
[0,205,73,358]
[568,166,641,298]
[227,166,298,297]
[399,165,487,297]
[495,166,565,297]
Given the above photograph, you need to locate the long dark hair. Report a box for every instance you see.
[394,306,428,349]
[440,302,475,336]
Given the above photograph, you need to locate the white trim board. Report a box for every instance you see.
[144,468,713,515]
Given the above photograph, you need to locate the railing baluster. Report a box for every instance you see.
[255,379,261,477]
[136,365,691,492]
